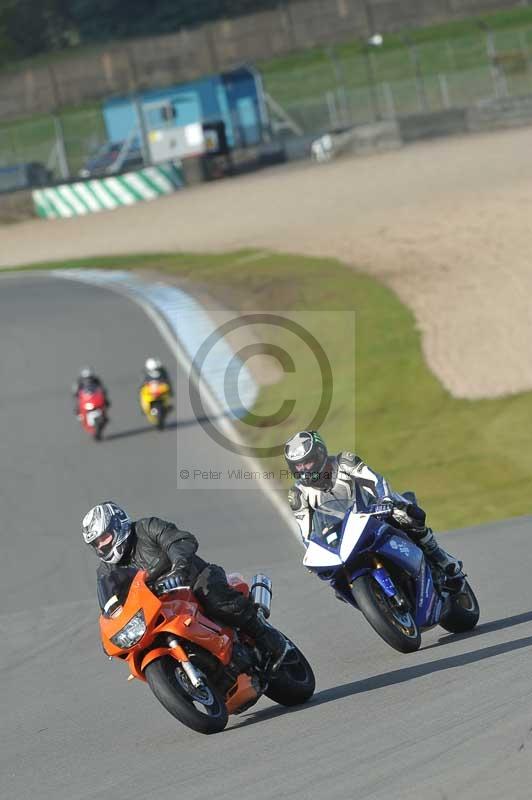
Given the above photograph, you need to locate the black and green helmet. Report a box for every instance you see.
[284,430,329,487]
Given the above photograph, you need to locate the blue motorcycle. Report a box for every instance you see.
[303,494,480,653]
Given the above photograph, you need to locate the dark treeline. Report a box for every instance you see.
[0,0,291,62]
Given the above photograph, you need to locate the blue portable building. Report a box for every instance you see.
[103,66,267,150]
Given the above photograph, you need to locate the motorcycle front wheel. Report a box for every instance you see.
[149,401,165,430]
[351,575,421,653]
[265,639,315,706]
[145,656,228,734]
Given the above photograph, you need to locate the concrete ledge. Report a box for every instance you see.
[345,121,402,154]
[311,121,402,161]
[310,98,532,165]
[468,95,532,132]
[399,109,468,142]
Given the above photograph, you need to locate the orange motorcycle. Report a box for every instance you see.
[100,570,315,734]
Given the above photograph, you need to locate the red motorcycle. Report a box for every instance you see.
[78,388,108,441]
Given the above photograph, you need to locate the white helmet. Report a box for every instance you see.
[82,502,132,564]
[79,366,95,380]
[145,357,162,375]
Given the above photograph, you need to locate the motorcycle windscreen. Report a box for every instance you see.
[339,513,382,563]
[309,499,354,547]
[303,503,349,570]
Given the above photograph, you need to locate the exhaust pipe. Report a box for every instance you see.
[250,573,272,619]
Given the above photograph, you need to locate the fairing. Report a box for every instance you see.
[306,503,443,631]
[376,533,424,577]
[99,571,236,682]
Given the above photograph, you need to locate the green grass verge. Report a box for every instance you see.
[6,249,532,532]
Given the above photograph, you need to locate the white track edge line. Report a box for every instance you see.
[52,271,302,544]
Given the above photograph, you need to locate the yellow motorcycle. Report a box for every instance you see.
[139,381,172,430]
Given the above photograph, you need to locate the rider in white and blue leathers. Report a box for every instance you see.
[284,430,463,577]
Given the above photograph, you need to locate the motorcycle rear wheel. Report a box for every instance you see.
[145,656,228,734]
[439,580,480,633]
[351,574,421,653]
[265,639,315,706]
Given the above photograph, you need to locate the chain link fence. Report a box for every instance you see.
[267,65,519,136]
[3,25,532,189]
[0,108,106,186]
[263,25,532,134]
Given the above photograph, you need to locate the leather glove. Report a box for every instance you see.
[169,563,189,584]
[167,544,191,583]
[155,572,189,594]
[405,503,426,524]
[372,498,394,515]
[392,505,426,531]
[392,507,412,526]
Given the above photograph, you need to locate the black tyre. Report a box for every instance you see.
[265,640,315,706]
[94,422,103,442]
[351,574,421,653]
[145,656,228,734]
[149,401,165,430]
[439,580,480,633]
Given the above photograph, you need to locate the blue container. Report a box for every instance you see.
[103,66,266,151]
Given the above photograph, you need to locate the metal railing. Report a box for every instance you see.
[0,108,107,186]
[267,61,532,135]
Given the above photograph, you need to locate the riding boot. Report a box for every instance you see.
[415,527,463,577]
[239,608,288,668]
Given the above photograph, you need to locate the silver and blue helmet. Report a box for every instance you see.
[82,502,132,564]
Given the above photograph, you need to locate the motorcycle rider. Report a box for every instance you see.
[285,430,463,578]
[72,367,110,417]
[82,502,288,666]
[141,358,173,395]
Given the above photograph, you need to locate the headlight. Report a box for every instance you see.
[110,610,146,649]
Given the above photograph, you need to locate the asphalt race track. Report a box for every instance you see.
[3,274,532,800]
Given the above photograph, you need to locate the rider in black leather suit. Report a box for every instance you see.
[82,503,286,663]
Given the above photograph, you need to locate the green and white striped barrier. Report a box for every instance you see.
[33,163,184,219]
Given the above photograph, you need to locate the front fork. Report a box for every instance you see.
[138,635,205,687]
[371,562,397,598]
[168,637,204,688]
[340,559,407,612]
